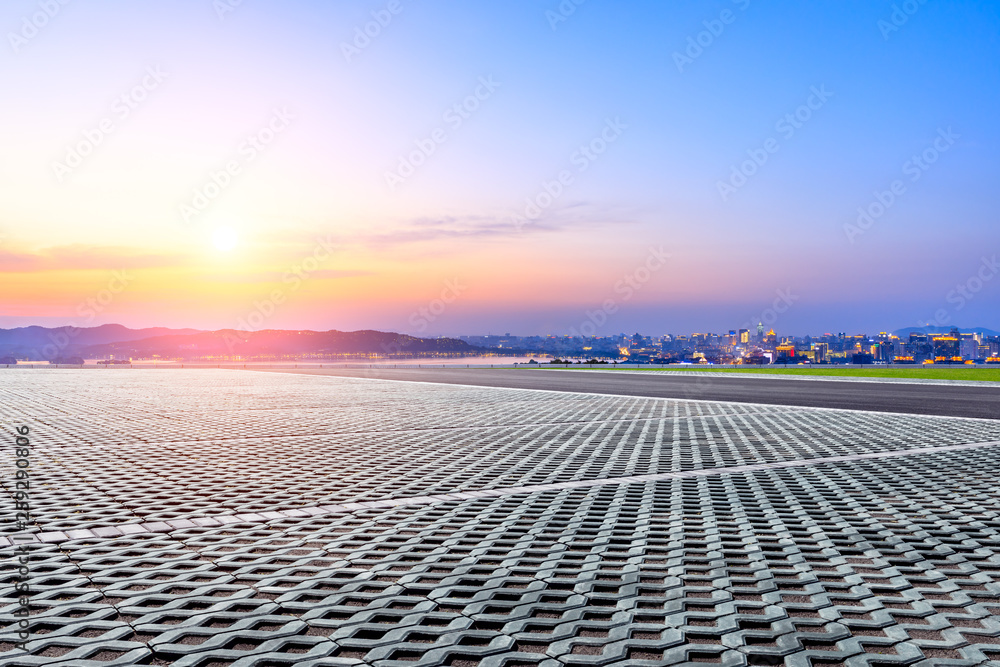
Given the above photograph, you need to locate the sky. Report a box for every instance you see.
[1,0,998,337]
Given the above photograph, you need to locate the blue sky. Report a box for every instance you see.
[1,0,998,335]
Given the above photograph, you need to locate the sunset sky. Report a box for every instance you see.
[1,0,998,336]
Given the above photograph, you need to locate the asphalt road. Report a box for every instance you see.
[258,368,1000,420]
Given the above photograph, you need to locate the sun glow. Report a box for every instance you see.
[211,227,238,252]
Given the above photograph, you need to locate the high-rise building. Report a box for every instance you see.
[933,335,960,359]
[812,342,828,363]
[906,333,932,362]
[756,322,764,341]
[873,340,894,362]
[958,333,977,360]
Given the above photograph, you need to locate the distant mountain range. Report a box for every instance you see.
[0,325,481,360]
[84,329,480,359]
[4,323,997,362]
[891,326,1000,337]
[0,324,203,358]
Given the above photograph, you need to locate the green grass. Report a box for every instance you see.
[608,366,1000,382]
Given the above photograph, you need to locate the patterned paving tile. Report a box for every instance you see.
[2,370,1000,666]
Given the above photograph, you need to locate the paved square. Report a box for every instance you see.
[2,369,1000,666]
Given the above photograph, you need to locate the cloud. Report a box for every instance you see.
[249,201,642,256]
[0,245,184,273]
[352,202,641,250]
[197,269,371,283]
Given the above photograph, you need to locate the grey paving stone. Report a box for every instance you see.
[2,369,1000,666]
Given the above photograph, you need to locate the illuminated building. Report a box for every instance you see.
[932,336,960,359]
[812,342,828,363]
[906,333,933,362]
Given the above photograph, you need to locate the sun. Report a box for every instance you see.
[211,226,238,252]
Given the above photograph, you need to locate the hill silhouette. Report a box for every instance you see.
[0,325,481,360]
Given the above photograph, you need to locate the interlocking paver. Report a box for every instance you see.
[3,369,1000,665]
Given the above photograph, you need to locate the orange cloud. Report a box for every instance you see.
[0,245,184,273]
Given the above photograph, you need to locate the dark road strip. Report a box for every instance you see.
[256,368,1000,419]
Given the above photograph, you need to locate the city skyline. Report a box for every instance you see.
[2,318,1000,340]
[3,321,999,366]
[1,1,998,335]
